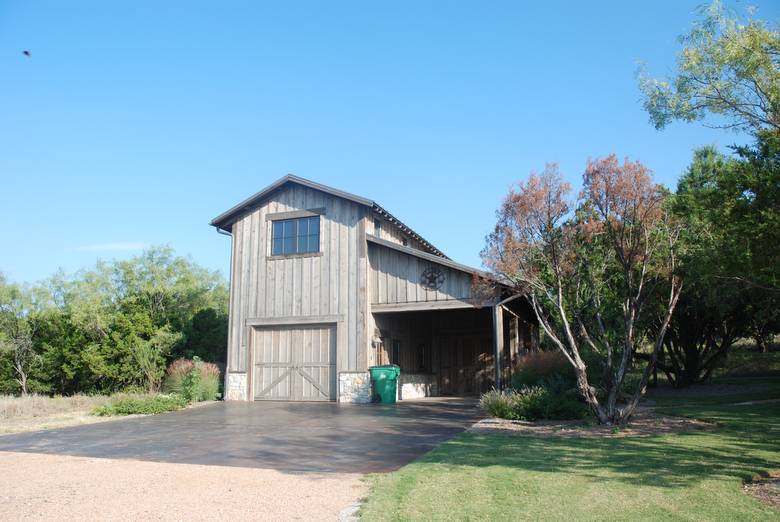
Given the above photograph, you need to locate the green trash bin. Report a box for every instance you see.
[368,365,401,404]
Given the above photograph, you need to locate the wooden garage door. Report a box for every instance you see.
[252,324,336,401]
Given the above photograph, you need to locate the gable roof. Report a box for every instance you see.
[210,174,449,258]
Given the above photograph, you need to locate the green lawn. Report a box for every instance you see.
[360,379,780,521]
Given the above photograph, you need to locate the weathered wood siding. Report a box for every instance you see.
[367,242,473,305]
[367,215,428,252]
[227,184,369,379]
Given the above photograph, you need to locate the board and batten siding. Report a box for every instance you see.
[367,242,473,305]
[227,184,370,382]
[367,215,428,253]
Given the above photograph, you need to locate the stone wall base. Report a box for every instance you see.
[398,373,438,400]
[224,370,439,403]
[225,372,248,401]
[339,371,372,403]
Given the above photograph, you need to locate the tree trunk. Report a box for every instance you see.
[755,333,768,353]
[17,372,28,396]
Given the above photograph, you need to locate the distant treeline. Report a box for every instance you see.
[0,247,228,395]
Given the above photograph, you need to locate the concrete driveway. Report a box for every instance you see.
[0,398,480,473]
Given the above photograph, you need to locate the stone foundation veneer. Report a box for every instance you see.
[338,371,372,403]
[225,372,248,401]
[398,373,438,400]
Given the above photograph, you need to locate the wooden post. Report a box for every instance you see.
[492,305,504,389]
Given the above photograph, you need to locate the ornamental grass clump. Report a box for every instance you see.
[480,389,516,419]
[197,360,221,402]
[163,357,221,402]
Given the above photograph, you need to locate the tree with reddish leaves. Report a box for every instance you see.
[483,157,682,425]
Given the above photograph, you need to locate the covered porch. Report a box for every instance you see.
[370,298,538,399]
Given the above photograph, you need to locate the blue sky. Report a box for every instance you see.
[1,1,776,284]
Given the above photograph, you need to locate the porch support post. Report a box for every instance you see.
[492,304,504,389]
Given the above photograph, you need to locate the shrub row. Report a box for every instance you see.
[481,350,591,421]
[480,386,589,421]
[92,394,188,416]
[90,358,222,417]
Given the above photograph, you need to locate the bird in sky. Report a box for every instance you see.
[22,50,31,57]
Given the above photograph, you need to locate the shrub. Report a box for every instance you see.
[181,363,201,402]
[479,389,516,419]
[163,357,221,402]
[163,358,195,396]
[198,361,221,401]
[529,389,589,420]
[480,386,589,421]
[91,393,188,416]
[512,351,577,393]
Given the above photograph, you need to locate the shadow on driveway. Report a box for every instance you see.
[0,398,481,473]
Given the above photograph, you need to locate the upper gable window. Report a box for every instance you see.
[271,216,320,255]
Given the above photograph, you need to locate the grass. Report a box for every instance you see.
[0,391,204,434]
[0,394,113,434]
[360,376,780,521]
[716,343,780,378]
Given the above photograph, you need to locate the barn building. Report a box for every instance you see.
[210,175,538,402]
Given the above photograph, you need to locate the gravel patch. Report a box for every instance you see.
[0,451,365,521]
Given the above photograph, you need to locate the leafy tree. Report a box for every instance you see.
[663,136,780,380]
[0,275,38,395]
[639,1,780,134]
[0,246,229,396]
[726,132,780,291]
[639,0,780,367]
[32,309,91,395]
[482,158,682,425]
[180,308,228,363]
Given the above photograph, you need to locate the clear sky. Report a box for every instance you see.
[1,1,776,284]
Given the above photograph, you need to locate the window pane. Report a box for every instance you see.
[283,220,295,238]
[298,234,309,253]
[308,234,319,252]
[272,220,283,239]
[309,216,320,235]
[272,238,283,256]
[271,217,320,255]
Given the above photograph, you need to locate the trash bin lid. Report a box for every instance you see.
[368,364,401,378]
